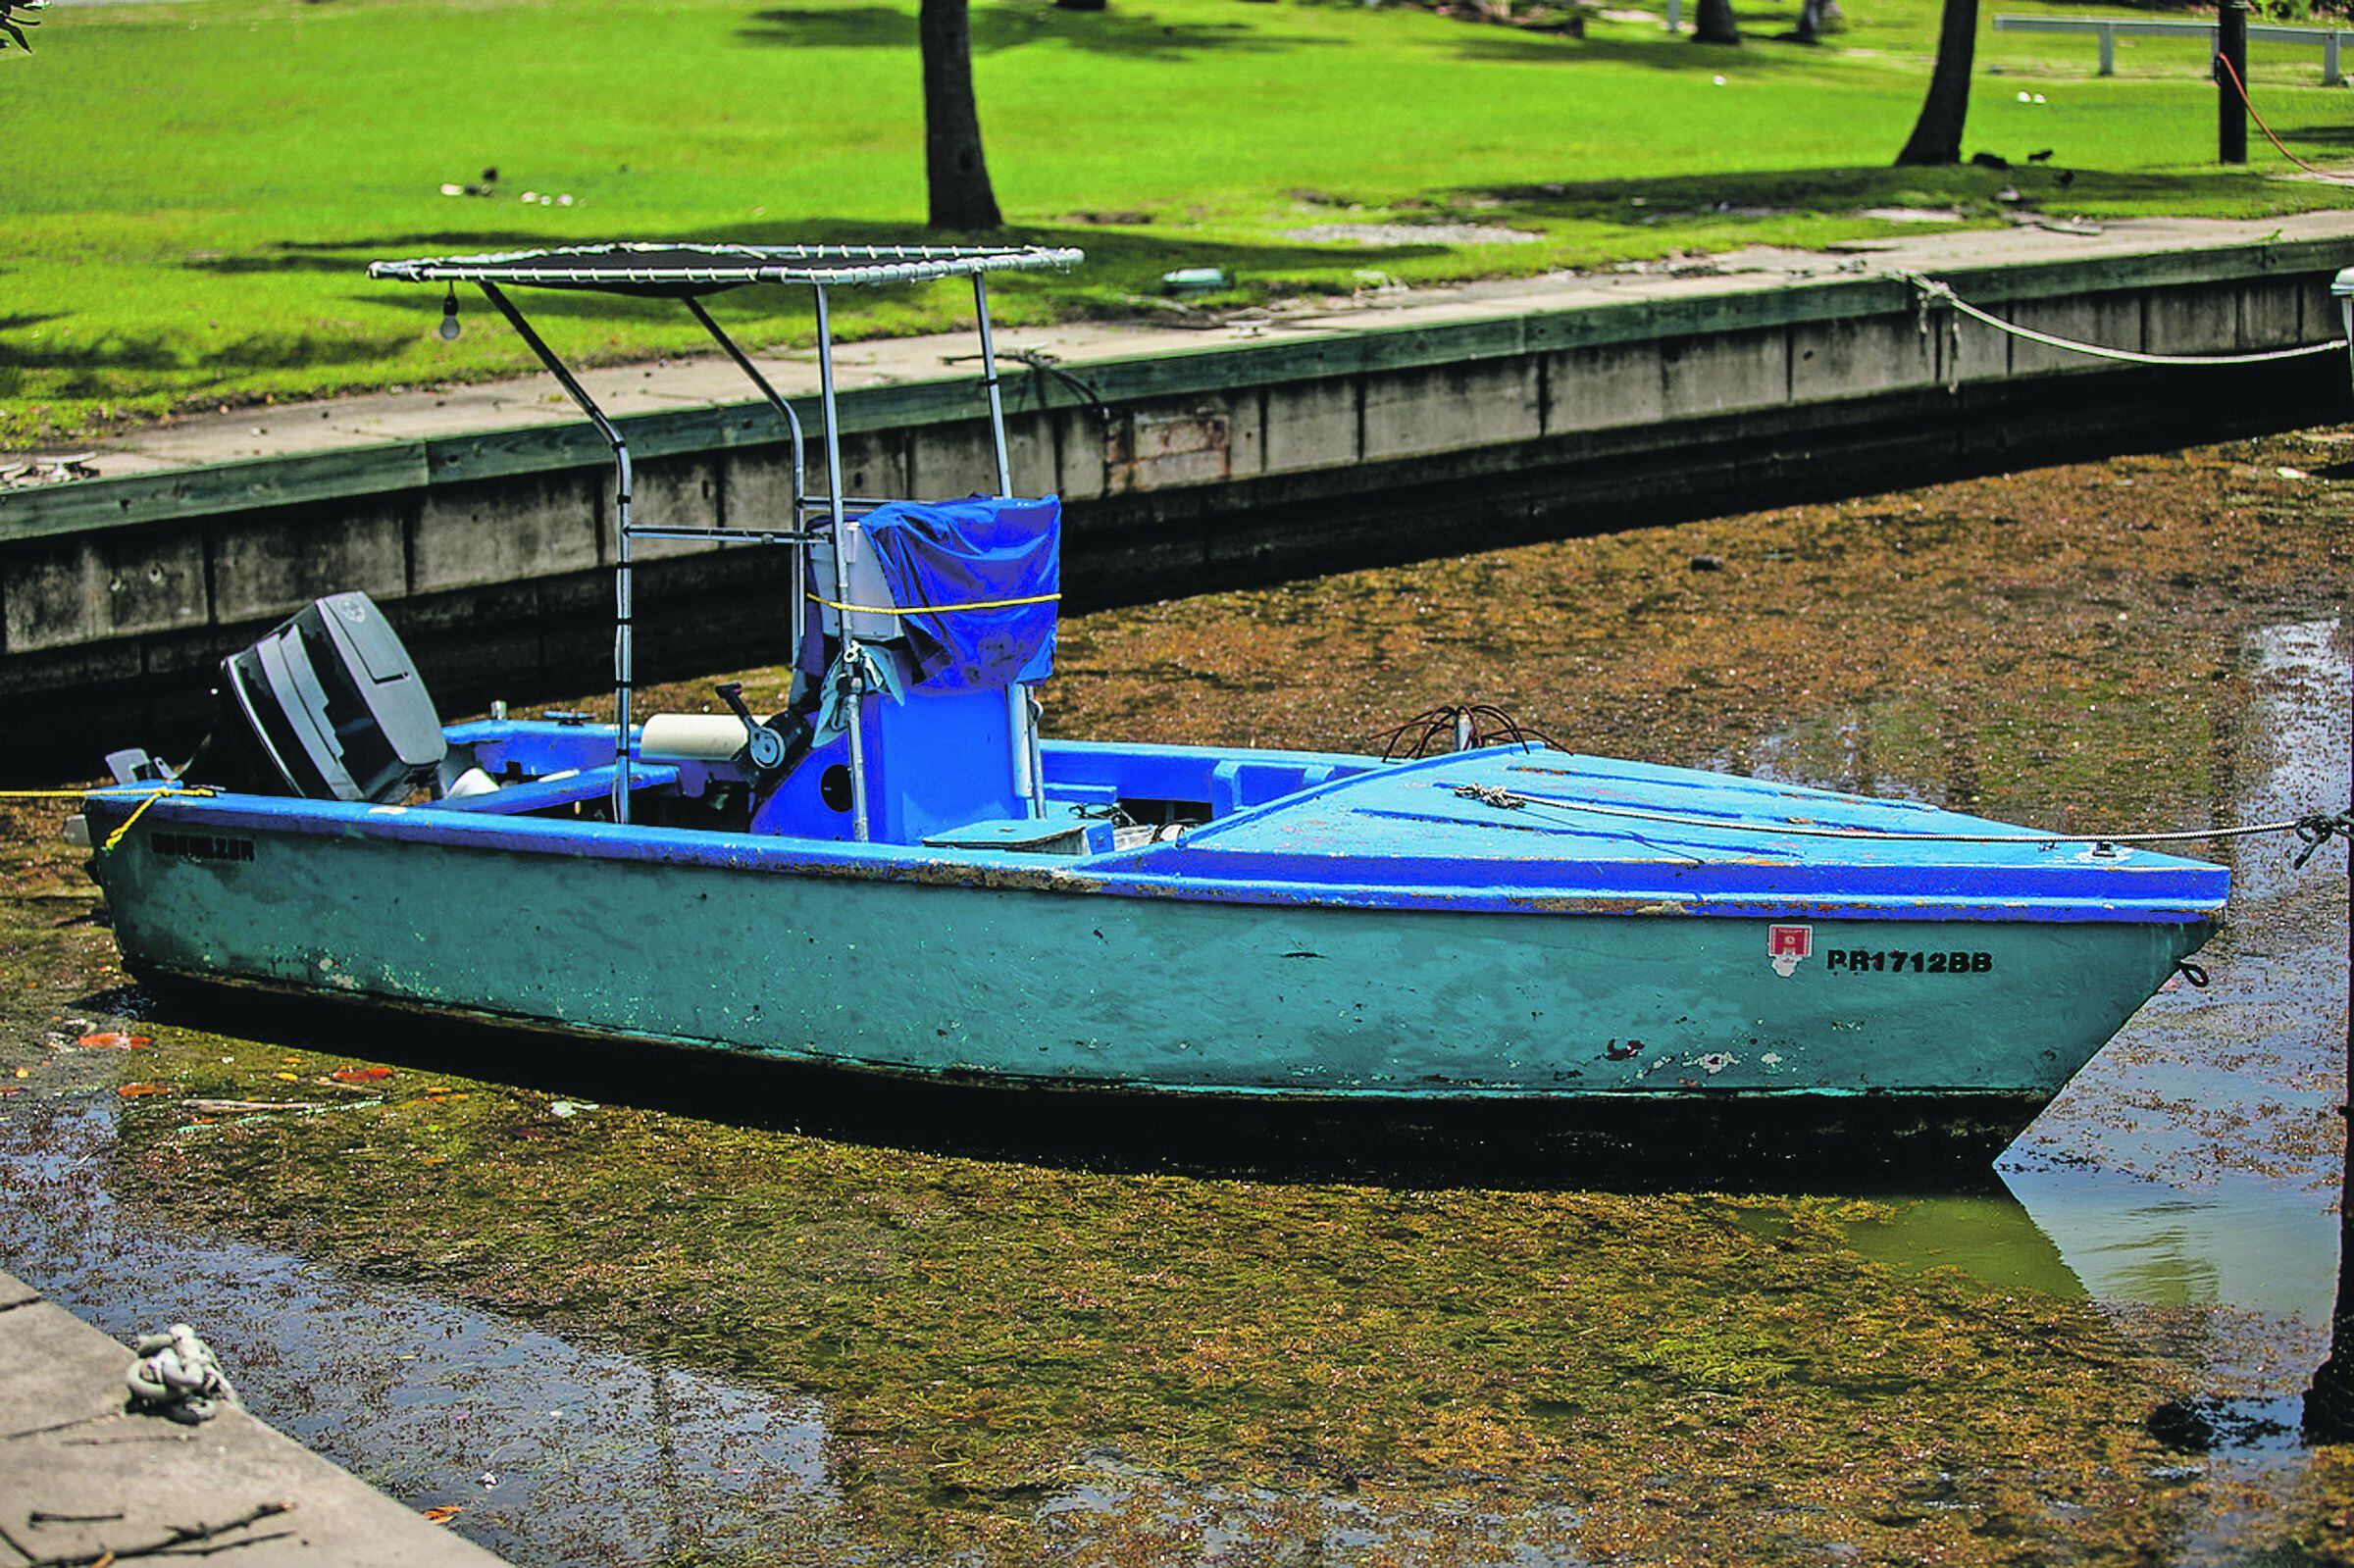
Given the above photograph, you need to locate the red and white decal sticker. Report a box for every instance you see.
[1767,924,1814,977]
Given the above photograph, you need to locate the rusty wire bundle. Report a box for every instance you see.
[1374,704,1560,761]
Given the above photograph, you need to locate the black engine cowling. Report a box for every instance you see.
[183,591,445,802]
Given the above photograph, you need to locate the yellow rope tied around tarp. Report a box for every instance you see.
[805,590,1060,617]
[0,785,217,852]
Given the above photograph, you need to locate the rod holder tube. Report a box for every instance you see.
[812,284,871,842]
[1007,683,1035,803]
[1023,684,1047,820]
[972,275,1014,499]
[972,275,1042,814]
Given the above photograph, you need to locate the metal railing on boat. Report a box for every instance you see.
[369,243,1082,835]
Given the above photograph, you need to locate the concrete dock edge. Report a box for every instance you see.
[0,1270,506,1567]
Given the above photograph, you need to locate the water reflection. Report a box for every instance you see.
[2006,615,2347,1323]
[1841,1192,2089,1298]
[2001,1164,2332,1315]
[0,1092,834,1565]
[1738,614,2349,1331]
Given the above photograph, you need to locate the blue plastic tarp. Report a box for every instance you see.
[857,495,1061,690]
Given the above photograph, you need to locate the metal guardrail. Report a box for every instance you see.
[1994,14,2351,84]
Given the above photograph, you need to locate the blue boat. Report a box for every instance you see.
[73,243,2228,1174]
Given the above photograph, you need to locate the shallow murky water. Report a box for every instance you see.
[1,1093,834,1563]
[1857,613,2348,1327]
[2,427,2349,1565]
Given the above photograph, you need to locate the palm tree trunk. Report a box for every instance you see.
[1895,0,1979,165]
[1693,0,1740,43]
[2305,805,2354,1442]
[2310,1209,2354,1440]
[919,0,1002,230]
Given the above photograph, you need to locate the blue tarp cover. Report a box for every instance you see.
[858,495,1060,690]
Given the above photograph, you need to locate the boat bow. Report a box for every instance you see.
[1096,746,2229,924]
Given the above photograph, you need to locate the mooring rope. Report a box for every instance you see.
[2215,53,2354,186]
[1447,782,2354,865]
[946,346,1113,425]
[0,784,217,852]
[1900,271,2350,370]
[126,1323,239,1425]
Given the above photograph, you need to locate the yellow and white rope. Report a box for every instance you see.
[0,784,217,852]
[805,590,1060,617]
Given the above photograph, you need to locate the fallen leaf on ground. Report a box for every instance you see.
[76,1033,151,1050]
[117,1083,168,1098]
[331,1066,394,1085]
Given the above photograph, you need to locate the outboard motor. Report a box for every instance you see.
[183,591,445,802]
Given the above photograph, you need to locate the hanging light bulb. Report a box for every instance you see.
[438,288,461,341]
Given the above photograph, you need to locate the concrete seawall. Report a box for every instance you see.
[2,228,2349,775]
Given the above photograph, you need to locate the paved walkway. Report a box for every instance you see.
[22,209,2354,479]
[0,1271,505,1567]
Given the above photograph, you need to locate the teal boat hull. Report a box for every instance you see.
[96,816,2204,1114]
[79,728,2227,1171]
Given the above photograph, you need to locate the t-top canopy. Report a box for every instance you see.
[368,241,1086,296]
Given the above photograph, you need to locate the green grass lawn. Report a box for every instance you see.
[0,0,2347,447]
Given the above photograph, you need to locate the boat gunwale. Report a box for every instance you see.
[80,785,2228,927]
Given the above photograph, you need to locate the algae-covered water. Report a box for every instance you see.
[2,429,2349,1565]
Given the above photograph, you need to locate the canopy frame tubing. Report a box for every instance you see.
[476,282,822,826]
[407,244,1084,834]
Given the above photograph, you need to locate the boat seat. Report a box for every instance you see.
[432,763,681,816]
